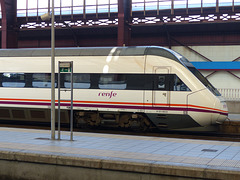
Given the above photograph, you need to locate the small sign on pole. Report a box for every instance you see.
[59,62,72,72]
[58,61,74,141]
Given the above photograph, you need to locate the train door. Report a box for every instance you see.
[152,67,170,107]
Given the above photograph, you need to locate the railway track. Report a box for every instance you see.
[1,120,240,142]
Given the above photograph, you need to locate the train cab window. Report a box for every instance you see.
[2,73,25,87]
[99,74,127,89]
[174,76,190,91]
[32,73,57,88]
[188,67,220,96]
[64,73,90,89]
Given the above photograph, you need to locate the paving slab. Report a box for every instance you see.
[0,127,240,179]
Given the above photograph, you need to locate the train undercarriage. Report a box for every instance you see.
[0,107,217,131]
[0,107,156,131]
[74,111,155,131]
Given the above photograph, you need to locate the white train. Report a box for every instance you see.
[0,46,228,131]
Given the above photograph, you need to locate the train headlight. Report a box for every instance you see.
[222,102,227,110]
[220,101,228,112]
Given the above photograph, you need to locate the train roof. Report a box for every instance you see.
[0,46,193,66]
[0,46,180,59]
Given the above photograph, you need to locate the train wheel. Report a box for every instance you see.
[138,116,149,131]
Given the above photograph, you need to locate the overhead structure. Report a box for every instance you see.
[0,0,17,48]
[118,0,131,46]
[0,0,239,48]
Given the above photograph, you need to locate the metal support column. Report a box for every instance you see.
[0,0,18,48]
[117,0,131,46]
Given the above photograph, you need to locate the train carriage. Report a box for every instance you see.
[0,46,228,131]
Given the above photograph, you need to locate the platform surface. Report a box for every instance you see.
[1,127,240,179]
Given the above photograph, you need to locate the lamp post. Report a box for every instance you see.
[51,0,56,140]
[40,0,55,140]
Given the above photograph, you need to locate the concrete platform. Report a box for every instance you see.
[1,128,240,180]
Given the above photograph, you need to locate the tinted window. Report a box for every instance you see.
[64,73,90,89]
[174,76,190,91]
[2,73,25,87]
[32,73,57,88]
[126,74,145,90]
[0,73,191,92]
[188,67,220,96]
[99,74,127,89]
[152,74,170,91]
[157,75,166,89]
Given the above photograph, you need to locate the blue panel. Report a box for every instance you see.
[191,62,240,70]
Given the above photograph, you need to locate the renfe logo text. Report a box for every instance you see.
[98,91,117,99]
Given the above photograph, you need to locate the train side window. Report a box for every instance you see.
[126,74,145,90]
[2,73,25,88]
[32,73,57,88]
[64,73,90,89]
[0,73,3,87]
[174,76,190,91]
[25,73,33,87]
[99,74,127,89]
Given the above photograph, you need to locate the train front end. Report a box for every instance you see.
[212,96,228,125]
[188,66,228,126]
[144,46,228,131]
[173,52,229,128]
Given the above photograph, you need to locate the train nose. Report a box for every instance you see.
[214,101,228,124]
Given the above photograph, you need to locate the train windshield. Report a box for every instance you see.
[188,67,221,96]
[169,50,221,96]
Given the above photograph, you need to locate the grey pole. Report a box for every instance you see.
[58,62,61,140]
[51,0,55,140]
[70,61,74,141]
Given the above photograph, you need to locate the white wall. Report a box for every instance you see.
[172,45,240,62]
[171,46,240,89]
